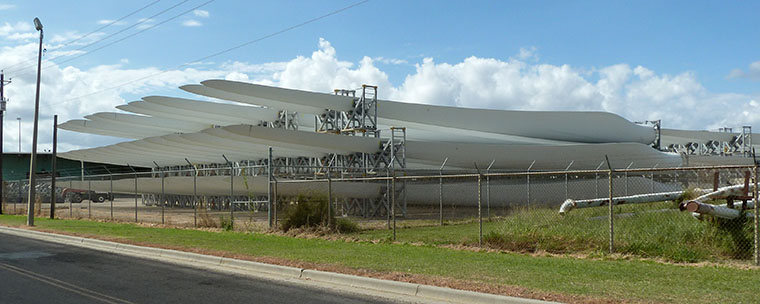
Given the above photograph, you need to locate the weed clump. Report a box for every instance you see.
[281,196,330,232]
[704,213,753,259]
[335,218,360,233]
[220,217,234,231]
[280,196,359,233]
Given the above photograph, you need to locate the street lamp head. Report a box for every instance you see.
[33,17,43,31]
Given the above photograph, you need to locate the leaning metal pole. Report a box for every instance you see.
[27,19,44,226]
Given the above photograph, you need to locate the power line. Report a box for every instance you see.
[63,0,369,103]
[2,0,163,72]
[46,0,212,70]
[65,0,164,47]
[7,0,190,75]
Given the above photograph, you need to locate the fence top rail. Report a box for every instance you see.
[273,164,757,183]
[10,163,755,184]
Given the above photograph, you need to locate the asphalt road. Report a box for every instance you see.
[0,233,398,304]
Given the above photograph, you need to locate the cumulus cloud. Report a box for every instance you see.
[181,20,202,27]
[0,21,32,36]
[728,61,760,80]
[246,39,758,132]
[2,37,758,153]
[0,42,232,152]
[5,32,37,40]
[193,9,209,18]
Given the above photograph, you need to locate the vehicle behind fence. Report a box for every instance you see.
[2,164,758,264]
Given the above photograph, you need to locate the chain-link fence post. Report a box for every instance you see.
[223,155,233,231]
[274,179,278,228]
[268,147,273,229]
[606,156,614,253]
[69,180,72,218]
[50,116,57,219]
[109,171,113,221]
[391,172,396,241]
[193,166,197,228]
[327,169,332,229]
[439,158,447,226]
[478,174,483,247]
[754,160,759,266]
[486,160,494,219]
[132,167,137,223]
[526,161,535,204]
[439,169,443,226]
[87,178,91,219]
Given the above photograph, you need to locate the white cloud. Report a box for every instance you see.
[373,57,408,65]
[0,4,15,10]
[182,20,202,27]
[6,32,37,40]
[248,39,758,132]
[728,61,760,80]
[0,42,231,152]
[516,46,538,61]
[2,38,757,153]
[193,9,209,18]
[0,21,32,36]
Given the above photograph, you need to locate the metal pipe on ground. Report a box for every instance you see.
[685,200,755,219]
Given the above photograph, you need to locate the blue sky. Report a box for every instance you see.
[1,0,759,151]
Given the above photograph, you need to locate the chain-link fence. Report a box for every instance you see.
[2,163,758,264]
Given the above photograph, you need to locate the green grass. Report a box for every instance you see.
[351,201,756,263]
[1,215,759,303]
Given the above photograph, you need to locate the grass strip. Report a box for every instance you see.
[1,215,758,303]
[354,202,755,263]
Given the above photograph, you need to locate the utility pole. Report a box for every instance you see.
[27,17,44,226]
[0,71,10,215]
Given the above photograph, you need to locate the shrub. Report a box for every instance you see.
[220,216,234,231]
[281,196,331,232]
[197,200,219,228]
[335,218,360,233]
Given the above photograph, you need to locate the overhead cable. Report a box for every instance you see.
[63,0,369,102]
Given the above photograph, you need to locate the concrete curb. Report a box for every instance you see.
[0,226,558,304]
[301,269,420,296]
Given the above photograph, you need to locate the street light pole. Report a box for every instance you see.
[26,17,43,226]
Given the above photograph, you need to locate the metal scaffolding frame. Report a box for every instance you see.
[57,85,412,218]
[666,125,753,157]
